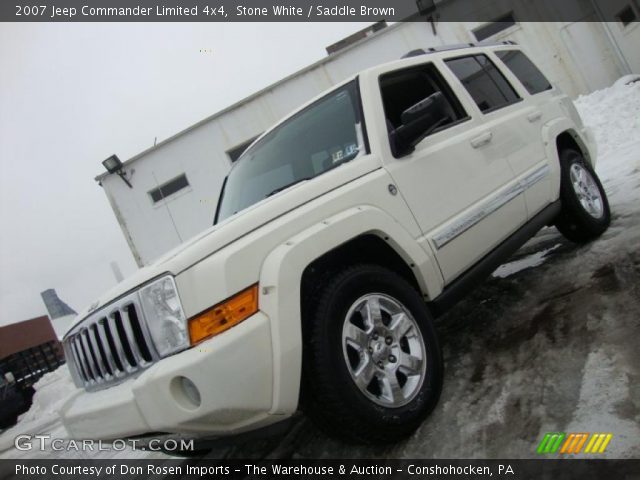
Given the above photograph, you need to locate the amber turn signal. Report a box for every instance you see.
[188,284,259,345]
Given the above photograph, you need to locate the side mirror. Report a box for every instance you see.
[390,92,449,157]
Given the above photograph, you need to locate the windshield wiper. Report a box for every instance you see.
[266,177,312,198]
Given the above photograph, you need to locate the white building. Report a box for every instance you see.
[96,6,639,267]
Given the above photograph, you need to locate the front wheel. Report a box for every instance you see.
[302,264,443,444]
[554,149,611,243]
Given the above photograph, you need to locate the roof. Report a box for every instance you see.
[0,316,59,360]
[94,20,411,182]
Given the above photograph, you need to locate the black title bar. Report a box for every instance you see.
[0,0,628,22]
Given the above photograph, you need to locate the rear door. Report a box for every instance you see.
[445,53,552,219]
[492,48,558,217]
[373,57,527,284]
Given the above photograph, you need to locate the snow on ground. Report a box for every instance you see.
[1,80,638,460]
[492,244,561,279]
[0,366,167,459]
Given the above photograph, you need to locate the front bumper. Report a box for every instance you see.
[60,312,282,439]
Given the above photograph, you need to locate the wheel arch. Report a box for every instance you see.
[555,130,594,168]
[300,233,423,308]
[258,206,442,416]
[542,119,596,202]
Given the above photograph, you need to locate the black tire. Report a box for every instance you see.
[554,149,611,243]
[301,264,443,444]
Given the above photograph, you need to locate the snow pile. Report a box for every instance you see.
[17,365,76,424]
[0,366,76,453]
[574,81,640,159]
[576,79,640,223]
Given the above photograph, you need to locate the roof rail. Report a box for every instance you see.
[400,40,517,59]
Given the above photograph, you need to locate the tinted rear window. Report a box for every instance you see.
[496,50,552,95]
[445,54,520,113]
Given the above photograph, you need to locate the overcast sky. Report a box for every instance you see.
[0,22,366,326]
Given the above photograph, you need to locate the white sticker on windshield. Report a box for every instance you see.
[345,143,358,156]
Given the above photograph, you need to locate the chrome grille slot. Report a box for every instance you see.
[91,323,113,377]
[78,332,97,381]
[64,293,159,391]
[69,340,88,383]
[86,327,107,380]
[127,305,153,363]
[98,319,122,375]
[73,336,91,383]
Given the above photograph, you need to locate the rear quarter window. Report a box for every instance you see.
[445,54,520,113]
[495,50,553,95]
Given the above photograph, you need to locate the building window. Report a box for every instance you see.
[496,50,552,95]
[472,13,517,42]
[149,174,189,203]
[616,5,637,27]
[226,135,261,162]
[445,54,520,113]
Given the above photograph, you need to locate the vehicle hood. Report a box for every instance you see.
[66,156,380,336]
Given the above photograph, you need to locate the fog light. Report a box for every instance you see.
[172,376,201,409]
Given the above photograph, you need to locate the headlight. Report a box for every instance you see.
[139,276,188,357]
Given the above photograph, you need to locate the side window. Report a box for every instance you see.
[379,63,468,154]
[445,54,520,113]
[496,50,552,95]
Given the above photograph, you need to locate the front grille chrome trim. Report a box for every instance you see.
[63,291,160,391]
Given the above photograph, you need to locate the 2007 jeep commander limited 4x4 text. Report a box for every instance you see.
[61,43,610,445]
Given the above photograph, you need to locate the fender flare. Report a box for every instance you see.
[542,118,595,168]
[541,118,588,200]
[258,205,442,414]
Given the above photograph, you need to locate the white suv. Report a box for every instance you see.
[61,42,610,444]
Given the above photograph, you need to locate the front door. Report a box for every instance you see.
[375,56,528,283]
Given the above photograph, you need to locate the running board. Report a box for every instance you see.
[429,200,561,318]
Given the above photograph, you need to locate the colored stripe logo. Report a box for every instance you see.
[537,433,613,455]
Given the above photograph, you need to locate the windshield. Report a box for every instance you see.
[215,80,365,223]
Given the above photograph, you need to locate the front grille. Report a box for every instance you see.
[63,294,158,390]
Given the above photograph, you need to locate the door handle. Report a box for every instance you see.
[527,111,542,122]
[470,131,493,148]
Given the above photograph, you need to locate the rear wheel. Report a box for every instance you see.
[302,264,443,444]
[555,149,610,243]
